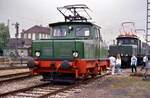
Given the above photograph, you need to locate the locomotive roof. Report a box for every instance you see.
[49,22,96,27]
[116,34,138,39]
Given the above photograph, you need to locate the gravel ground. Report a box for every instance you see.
[0,67,149,98]
[0,76,43,94]
[68,68,150,98]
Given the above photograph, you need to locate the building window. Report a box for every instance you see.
[24,34,27,38]
[47,34,49,39]
[28,33,31,39]
[32,33,35,40]
[41,33,43,39]
[39,33,41,39]
[35,33,39,40]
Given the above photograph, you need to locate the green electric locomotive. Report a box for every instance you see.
[28,4,109,83]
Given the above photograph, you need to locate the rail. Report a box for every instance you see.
[0,66,28,70]
[0,71,35,83]
[0,72,109,98]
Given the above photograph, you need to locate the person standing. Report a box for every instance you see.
[109,55,116,75]
[141,55,148,71]
[143,57,150,79]
[20,51,24,65]
[130,55,137,73]
[116,54,122,74]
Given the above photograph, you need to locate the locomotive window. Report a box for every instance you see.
[76,27,90,37]
[117,38,137,45]
[124,39,129,44]
[131,39,135,44]
[118,40,123,45]
[53,27,67,37]
[95,29,99,38]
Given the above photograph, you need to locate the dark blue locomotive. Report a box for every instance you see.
[109,22,150,68]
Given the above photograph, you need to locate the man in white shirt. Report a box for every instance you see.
[109,56,116,75]
[141,56,148,71]
[143,57,150,80]
[130,55,137,73]
[116,54,122,74]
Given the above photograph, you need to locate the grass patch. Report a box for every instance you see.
[108,76,150,98]
[110,77,138,88]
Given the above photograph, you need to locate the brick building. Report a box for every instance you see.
[5,38,32,57]
[21,25,51,40]
[4,25,51,57]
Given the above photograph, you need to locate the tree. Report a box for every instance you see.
[0,23,10,49]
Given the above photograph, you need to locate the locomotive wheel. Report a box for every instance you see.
[98,71,101,75]
[82,73,88,80]
[91,74,96,78]
[91,70,97,78]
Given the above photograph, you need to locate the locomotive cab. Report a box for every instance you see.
[31,22,104,60]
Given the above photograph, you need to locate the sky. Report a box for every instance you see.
[0,0,147,44]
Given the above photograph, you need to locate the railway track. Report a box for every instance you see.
[0,71,34,83]
[0,66,28,70]
[0,72,109,98]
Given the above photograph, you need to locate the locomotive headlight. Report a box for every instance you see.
[69,26,73,31]
[35,51,40,57]
[72,51,78,58]
[121,53,123,56]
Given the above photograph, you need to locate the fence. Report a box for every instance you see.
[0,56,28,66]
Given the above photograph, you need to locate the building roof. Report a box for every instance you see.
[7,38,32,49]
[22,25,50,34]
